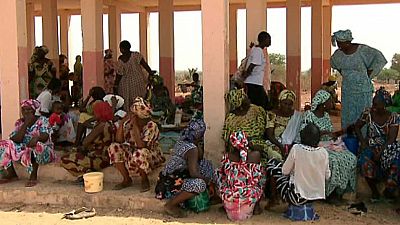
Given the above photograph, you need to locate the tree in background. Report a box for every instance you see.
[269,53,286,84]
[391,53,400,74]
[377,68,400,82]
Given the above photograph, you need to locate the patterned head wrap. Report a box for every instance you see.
[229,130,249,151]
[279,90,296,103]
[374,87,392,107]
[181,118,206,143]
[130,97,152,119]
[192,86,203,105]
[226,88,247,111]
[21,99,41,110]
[93,102,114,122]
[331,29,353,47]
[311,90,331,111]
[149,74,164,86]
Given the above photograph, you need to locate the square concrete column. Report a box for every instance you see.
[41,0,59,70]
[311,0,323,97]
[108,5,121,61]
[59,10,70,56]
[246,0,267,46]
[201,0,230,164]
[158,0,175,101]
[139,11,149,62]
[229,5,238,74]
[26,2,35,57]
[322,3,332,82]
[0,0,29,135]
[81,0,104,96]
[286,0,301,109]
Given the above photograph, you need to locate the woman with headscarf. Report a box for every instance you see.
[108,97,165,191]
[223,88,271,165]
[114,40,155,111]
[355,89,400,202]
[146,74,175,124]
[330,29,387,130]
[28,46,57,99]
[0,100,55,187]
[104,49,116,94]
[215,130,265,221]
[299,90,357,201]
[61,102,116,181]
[155,118,213,218]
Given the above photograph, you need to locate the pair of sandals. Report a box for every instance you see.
[63,207,96,220]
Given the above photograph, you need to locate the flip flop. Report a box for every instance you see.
[63,207,96,220]
[25,180,38,187]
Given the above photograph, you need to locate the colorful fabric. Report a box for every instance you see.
[331,29,353,47]
[375,87,392,107]
[108,120,164,176]
[300,110,333,142]
[215,131,265,211]
[311,90,331,111]
[181,118,206,143]
[117,52,147,112]
[61,122,115,177]
[28,48,56,99]
[21,99,41,111]
[223,104,277,163]
[130,97,152,119]
[93,102,114,122]
[226,88,247,111]
[388,92,400,113]
[331,44,387,129]
[0,116,55,173]
[265,111,292,159]
[279,90,296,103]
[104,55,116,94]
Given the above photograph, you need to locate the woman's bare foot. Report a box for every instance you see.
[25,179,38,187]
[113,181,132,190]
[164,204,186,218]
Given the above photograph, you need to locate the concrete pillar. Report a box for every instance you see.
[201,0,229,164]
[246,0,267,46]
[0,0,29,135]
[158,0,175,101]
[286,0,301,109]
[229,5,238,75]
[41,0,59,71]
[108,5,121,61]
[311,0,323,97]
[139,11,149,62]
[81,0,104,96]
[322,3,332,82]
[59,10,70,56]
[26,2,35,57]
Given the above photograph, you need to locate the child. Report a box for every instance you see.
[266,123,330,221]
[49,101,76,145]
[103,94,127,128]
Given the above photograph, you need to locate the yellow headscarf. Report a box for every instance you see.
[278,90,296,103]
[226,88,247,111]
[130,97,152,119]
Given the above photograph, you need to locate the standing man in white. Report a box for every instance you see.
[244,31,271,110]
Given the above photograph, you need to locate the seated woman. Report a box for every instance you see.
[108,97,165,191]
[356,90,400,202]
[0,100,55,187]
[75,86,106,145]
[223,88,275,165]
[266,90,302,159]
[61,102,115,181]
[215,130,265,221]
[266,123,330,221]
[155,118,213,218]
[299,89,357,200]
[146,75,175,124]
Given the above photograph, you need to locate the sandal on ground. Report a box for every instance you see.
[112,182,132,190]
[25,180,38,187]
[63,207,96,220]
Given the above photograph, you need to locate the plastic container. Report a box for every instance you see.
[343,136,359,156]
[174,109,183,126]
[83,172,104,193]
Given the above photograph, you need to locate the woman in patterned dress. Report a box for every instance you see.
[223,88,272,165]
[215,130,265,221]
[299,90,357,200]
[330,29,387,130]
[0,100,55,187]
[104,49,116,94]
[108,97,165,191]
[114,41,155,111]
[356,90,400,202]
[155,119,214,218]
[61,102,115,180]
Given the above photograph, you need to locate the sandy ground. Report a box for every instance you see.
[0,200,399,225]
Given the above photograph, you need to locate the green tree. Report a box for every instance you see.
[269,53,286,66]
[377,68,400,82]
[391,53,400,74]
[269,53,286,84]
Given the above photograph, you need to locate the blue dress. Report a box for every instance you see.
[331,44,387,129]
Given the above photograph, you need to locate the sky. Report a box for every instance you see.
[34,3,400,72]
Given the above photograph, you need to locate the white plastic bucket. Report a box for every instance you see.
[83,172,104,193]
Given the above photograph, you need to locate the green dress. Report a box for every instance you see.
[388,92,400,113]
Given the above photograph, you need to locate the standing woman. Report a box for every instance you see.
[330,29,387,130]
[104,49,116,94]
[114,41,155,111]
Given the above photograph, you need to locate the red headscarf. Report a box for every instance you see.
[93,102,114,122]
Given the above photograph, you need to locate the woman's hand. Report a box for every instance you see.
[27,137,38,148]
[24,114,37,127]
[111,96,119,110]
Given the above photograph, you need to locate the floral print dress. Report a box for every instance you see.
[0,116,55,173]
[108,119,165,176]
[104,58,116,94]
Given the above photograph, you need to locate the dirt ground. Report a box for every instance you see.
[0,200,399,225]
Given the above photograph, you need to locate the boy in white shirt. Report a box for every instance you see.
[244,31,271,110]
